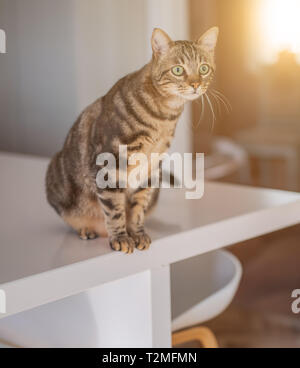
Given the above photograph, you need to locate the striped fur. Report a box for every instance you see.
[46,27,218,253]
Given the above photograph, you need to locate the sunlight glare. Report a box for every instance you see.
[260,0,300,63]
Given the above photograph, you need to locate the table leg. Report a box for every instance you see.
[0,266,172,348]
[150,265,172,348]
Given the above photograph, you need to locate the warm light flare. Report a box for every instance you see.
[259,0,300,63]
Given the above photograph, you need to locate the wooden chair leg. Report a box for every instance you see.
[172,326,219,348]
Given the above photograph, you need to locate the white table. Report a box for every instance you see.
[0,152,300,347]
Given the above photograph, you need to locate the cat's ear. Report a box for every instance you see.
[197,27,219,52]
[151,28,172,56]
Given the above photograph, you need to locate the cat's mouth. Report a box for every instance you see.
[174,87,206,101]
[181,91,202,101]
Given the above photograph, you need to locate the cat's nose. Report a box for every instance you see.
[191,82,200,90]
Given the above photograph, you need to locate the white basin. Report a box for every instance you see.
[171,250,242,332]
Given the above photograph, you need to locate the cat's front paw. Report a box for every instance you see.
[109,235,135,254]
[130,231,151,251]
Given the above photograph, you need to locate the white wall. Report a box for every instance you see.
[0,0,190,157]
[0,0,79,156]
[146,0,191,155]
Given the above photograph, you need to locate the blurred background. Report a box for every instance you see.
[1,0,300,347]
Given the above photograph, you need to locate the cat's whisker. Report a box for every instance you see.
[208,90,222,115]
[200,94,205,125]
[195,99,202,129]
[192,95,206,130]
[204,93,216,132]
[191,100,200,129]
[212,89,232,112]
[209,90,229,115]
[212,93,231,114]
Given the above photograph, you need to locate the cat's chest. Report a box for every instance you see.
[126,123,176,181]
[146,124,175,154]
[142,125,176,170]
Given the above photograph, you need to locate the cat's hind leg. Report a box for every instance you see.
[62,192,108,240]
[63,213,108,240]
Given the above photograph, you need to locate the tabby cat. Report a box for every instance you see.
[46,27,219,254]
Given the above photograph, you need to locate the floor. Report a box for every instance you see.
[202,224,300,348]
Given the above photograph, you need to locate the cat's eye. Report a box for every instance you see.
[172,66,184,76]
[199,64,210,75]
